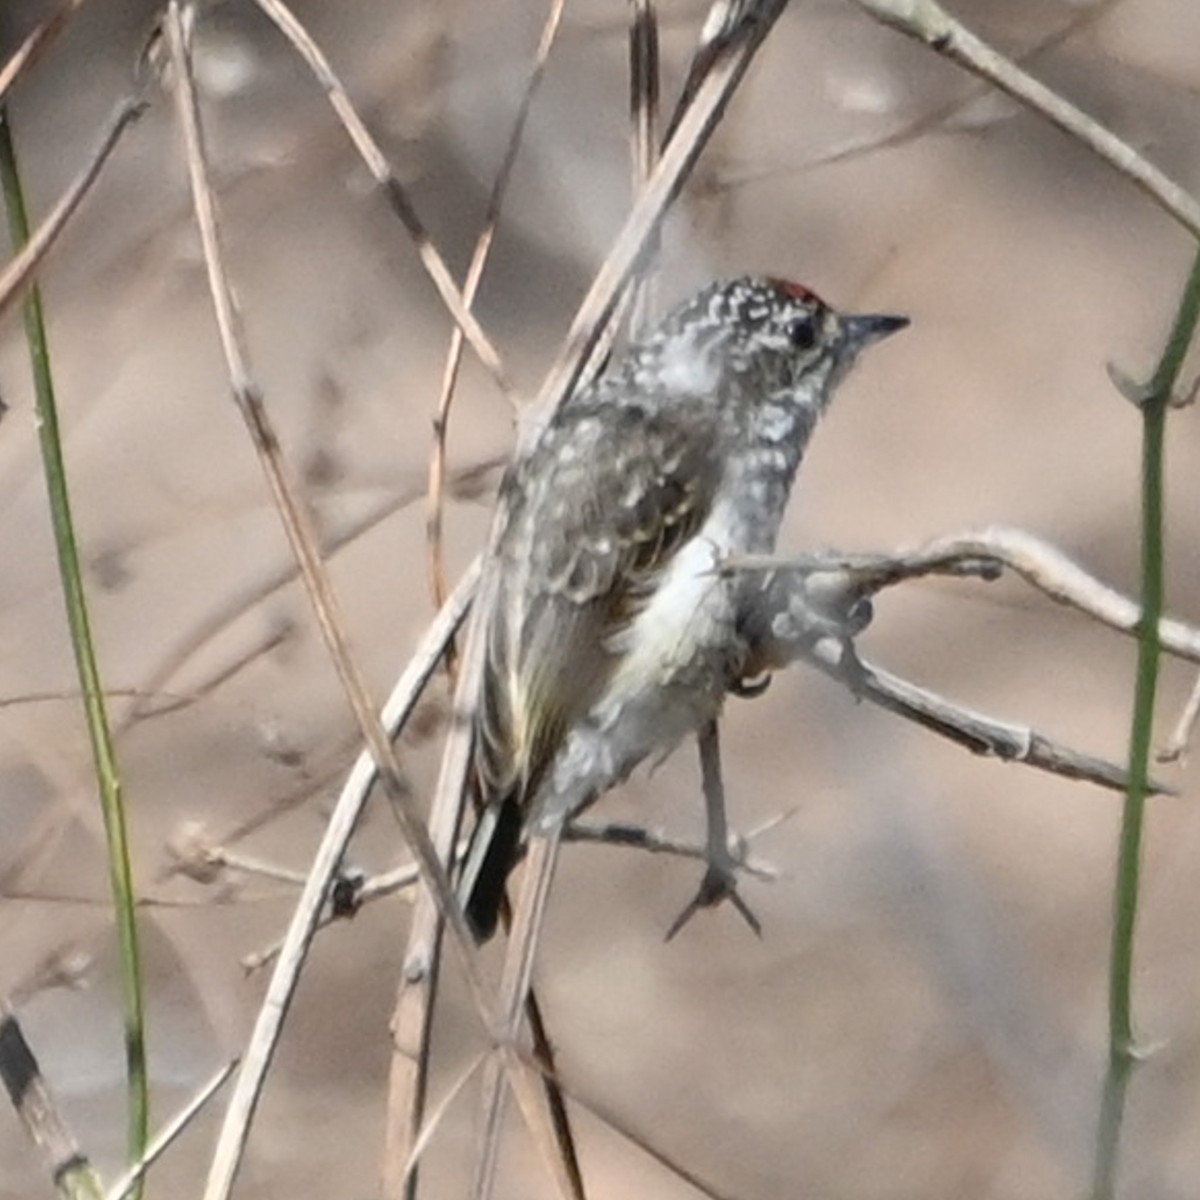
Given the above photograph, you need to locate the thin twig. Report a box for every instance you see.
[164,0,489,1036]
[852,0,1200,237]
[626,0,660,338]
[0,94,147,322]
[0,0,92,104]
[248,0,511,395]
[565,818,779,879]
[518,1047,744,1200]
[629,0,660,184]
[804,641,1161,796]
[384,586,584,1200]
[397,1054,488,1191]
[104,1061,238,1200]
[242,814,779,973]
[383,602,484,1200]
[472,831,565,1200]
[426,0,566,611]
[239,850,458,973]
[729,532,1184,794]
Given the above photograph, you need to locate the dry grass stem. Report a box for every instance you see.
[385,603,586,1200]
[0,0,91,103]
[397,1054,489,1192]
[0,94,146,321]
[242,814,780,975]
[165,0,490,1108]
[187,515,476,1200]
[384,605,484,1199]
[517,1047,743,1200]
[248,0,511,395]
[528,0,788,435]
[162,9,490,1118]
[426,0,566,611]
[626,0,660,338]
[471,832,566,1200]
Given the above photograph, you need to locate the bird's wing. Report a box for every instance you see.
[475,399,720,811]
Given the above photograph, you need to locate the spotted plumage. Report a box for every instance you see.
[462,276,907,939]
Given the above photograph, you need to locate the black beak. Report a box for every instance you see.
[843,312,910,347]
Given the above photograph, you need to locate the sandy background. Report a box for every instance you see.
[3,1,1200,1197]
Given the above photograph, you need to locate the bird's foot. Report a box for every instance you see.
[664,846,762,941]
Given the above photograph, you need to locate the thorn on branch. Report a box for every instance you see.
[1106,360,1155,408]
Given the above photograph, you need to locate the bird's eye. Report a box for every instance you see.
[789,315,817,351]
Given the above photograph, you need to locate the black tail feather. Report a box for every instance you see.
[460,796,524,942]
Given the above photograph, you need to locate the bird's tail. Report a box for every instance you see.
[458,795,524,942]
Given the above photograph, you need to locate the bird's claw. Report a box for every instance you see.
[664,859,762,941]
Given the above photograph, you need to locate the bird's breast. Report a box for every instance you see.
[605,504,746,698]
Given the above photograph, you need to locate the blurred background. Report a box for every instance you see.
[2,1,1200,1196]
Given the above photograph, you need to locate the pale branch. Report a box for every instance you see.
[726,526,1195,793]
[725,526,1200,664]
[385,599,486,1200]
[851,0,1200,238]
[626,0,661,341]
[807,639,1156,795]
[161,11,499,1197]
[471,832,565,1200]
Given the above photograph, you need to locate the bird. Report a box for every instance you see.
[459,275,908,941]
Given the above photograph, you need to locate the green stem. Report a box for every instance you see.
[1091,247,1200,1199]
[0,111,148,1179]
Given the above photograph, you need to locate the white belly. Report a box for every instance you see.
[531,506,744,829]
[608,498,744,692]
